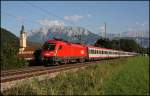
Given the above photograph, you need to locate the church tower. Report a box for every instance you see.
[19,25,27,53]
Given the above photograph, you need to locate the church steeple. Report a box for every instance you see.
[20,25,27,49]
[20,25,25,34]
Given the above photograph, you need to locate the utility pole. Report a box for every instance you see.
[104,22,106,39]
[100,22,107,39]
[119,32,121,47]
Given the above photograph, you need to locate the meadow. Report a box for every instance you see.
[2,56,149,95]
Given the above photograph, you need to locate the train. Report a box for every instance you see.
[41,38,138,65]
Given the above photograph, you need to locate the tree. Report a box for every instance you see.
[1,27,28,70]
[94,38,112,48]
[94,38,144,53]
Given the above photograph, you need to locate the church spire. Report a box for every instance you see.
[20,25,24,34]
[19,25,27,49]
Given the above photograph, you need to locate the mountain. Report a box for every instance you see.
[121,31,149,38]
[27,26,149,48]
[27,26,100,45]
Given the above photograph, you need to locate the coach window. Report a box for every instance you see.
[106,51,108,54]
[89,50,91,54]
[109,51,111,54]
[104,51,106,54]
[92,50,94,54]
[91,50,93,54]
[103,51,105,54]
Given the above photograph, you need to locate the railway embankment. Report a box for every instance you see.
[1,56,149,95]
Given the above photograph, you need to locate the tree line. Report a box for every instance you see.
[94,38,149,55]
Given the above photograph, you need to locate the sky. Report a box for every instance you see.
[1,1,149,37]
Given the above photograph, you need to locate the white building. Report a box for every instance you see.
[18,25,40,60]
[19,25,27,53]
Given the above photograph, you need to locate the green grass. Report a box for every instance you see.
[104,56,149,95]
[2,56,149,95]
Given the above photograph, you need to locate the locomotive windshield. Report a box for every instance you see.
[43,42,56,51]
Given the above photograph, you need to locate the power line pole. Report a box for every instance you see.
[104,22,106,39]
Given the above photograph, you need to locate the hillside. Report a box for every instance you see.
[1,28,27,70]
[1,28,20,53]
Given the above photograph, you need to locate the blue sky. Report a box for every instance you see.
[1,1,149,37]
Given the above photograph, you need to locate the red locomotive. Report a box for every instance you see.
[41,39,88,65]
[41,38,137,65]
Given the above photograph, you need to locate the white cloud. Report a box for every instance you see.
[36,19,64,27]
[141,22,147,27]
[16,16,25,22]
[87,14,91,17]
[128,28,133,31]
[141,23,145,26]
[135,22,139,25]
[135,21,148,27]
[64,15,84,22]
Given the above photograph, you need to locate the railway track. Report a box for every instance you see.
[1,61,102,83]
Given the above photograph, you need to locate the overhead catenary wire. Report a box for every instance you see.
[25,1,76,26]
[2,11,40,26]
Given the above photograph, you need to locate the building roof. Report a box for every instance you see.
[18,46,40,60]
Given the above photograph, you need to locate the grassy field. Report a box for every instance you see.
[2,56,149,95]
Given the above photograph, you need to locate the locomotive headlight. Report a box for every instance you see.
[81,50,84,54]
[45,53,50,56]
[45,53,49,55]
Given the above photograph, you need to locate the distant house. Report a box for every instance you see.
[18,25,41,60]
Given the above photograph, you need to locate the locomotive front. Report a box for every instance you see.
[41,40,59,65]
